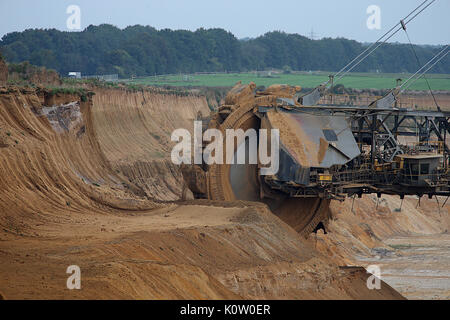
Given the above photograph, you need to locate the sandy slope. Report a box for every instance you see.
[92,89,210,201]
[308,194,449,298]
[0,201,403,299]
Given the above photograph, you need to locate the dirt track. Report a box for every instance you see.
[0,86,445,299]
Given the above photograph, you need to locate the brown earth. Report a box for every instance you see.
[0,57,7,86]
[399,92,450,110]
[7,62,61,86]
[0,201,404,299]
[308,194,449,299]
[0,86,408,300]
[320,91,450,110]
[91,88,210,200]
[311,194,449,263]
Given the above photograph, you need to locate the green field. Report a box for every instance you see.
[127,72,450,91]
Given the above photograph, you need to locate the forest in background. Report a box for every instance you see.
[1,24,448,78]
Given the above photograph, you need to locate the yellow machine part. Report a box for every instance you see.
[319,174,333,181]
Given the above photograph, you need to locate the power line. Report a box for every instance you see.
[400,45,449,93]
[334,0,430,80]
[403,25,441,111]
[333,0,437,84]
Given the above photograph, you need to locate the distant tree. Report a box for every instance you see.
[1,25,448,78]
[332,84,346,94]
[283,65,292,74]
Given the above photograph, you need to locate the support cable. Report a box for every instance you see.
[333,0,437,85]
[400,45,449,93]
[402,24,441,111]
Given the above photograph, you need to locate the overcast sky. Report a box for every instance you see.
[0,0,449,45]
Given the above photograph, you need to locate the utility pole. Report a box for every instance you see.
[309,28,318,40]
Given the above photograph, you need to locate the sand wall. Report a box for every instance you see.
[92,89,210,200]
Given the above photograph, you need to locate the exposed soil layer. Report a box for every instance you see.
[308,194,449,298]
[0,202,404,299]
[4,84,447,299]
[0,87,405,300]
[0,57,7,86]
[7,62,61,86]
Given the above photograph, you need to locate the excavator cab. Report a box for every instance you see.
[397,154,443,187]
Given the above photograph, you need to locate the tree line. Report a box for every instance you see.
[0,24,448,78]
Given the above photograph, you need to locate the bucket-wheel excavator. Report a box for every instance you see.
[182,1,450,236]
[182,77,450,237]
[182,83,336,236]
